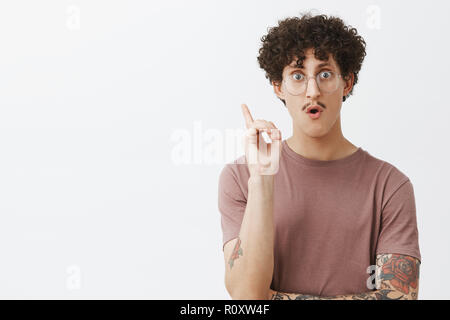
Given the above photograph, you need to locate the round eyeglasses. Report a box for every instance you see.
[283,70,343,96]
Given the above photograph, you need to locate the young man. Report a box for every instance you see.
[218,13,421,300]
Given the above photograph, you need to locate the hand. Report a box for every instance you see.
[241,103,282,176]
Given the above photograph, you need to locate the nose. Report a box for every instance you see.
[305,77,320,99]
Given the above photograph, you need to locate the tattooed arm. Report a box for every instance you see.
[223,175,275,300]
[268,253,420,300]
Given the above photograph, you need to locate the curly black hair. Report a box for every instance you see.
[257,12,367,104]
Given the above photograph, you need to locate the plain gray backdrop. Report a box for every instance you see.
[0,0,448,299]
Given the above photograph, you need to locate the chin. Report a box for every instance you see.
[302,126,329,138]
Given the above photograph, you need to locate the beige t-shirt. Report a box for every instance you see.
[218,140,421,296]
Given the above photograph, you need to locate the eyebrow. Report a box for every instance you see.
[288,62,332,70]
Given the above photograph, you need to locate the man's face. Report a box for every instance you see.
[274,48,353,138]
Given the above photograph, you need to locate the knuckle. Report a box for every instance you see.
[253,119,270,129]
[246,127,257,136]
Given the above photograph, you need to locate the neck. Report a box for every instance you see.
[287,115,358,161]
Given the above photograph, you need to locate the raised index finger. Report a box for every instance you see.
[241,104,254,129]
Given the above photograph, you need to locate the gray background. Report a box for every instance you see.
[0,0,448,299]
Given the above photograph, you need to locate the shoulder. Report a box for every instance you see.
[362,149,413,204]
[363,149,410,182]
[218,155,250,196]
[219,154,246,179]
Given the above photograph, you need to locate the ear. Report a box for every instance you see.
[343,73,354,97]
[272,80,286,100]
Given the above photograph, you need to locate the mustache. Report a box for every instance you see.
[302,101,326,111]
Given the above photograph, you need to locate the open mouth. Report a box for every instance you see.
[306,105,323,114]
[306,105,323,119]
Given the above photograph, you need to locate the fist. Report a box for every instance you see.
[241,103,282,176]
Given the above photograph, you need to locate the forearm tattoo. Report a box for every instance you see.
[376,253,420,299]
[269,253,420,300]
[228,237,243,269]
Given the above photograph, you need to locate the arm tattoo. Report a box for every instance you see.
[270,289,404,300]
[268,253,420,300]
[377,253,420,298]
[228,237,243,269]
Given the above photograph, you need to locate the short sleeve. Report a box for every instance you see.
[218,164,247,251]
[376,179,421,263]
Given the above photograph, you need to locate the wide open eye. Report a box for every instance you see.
[292,73,304,81]
[319,71,333,80]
